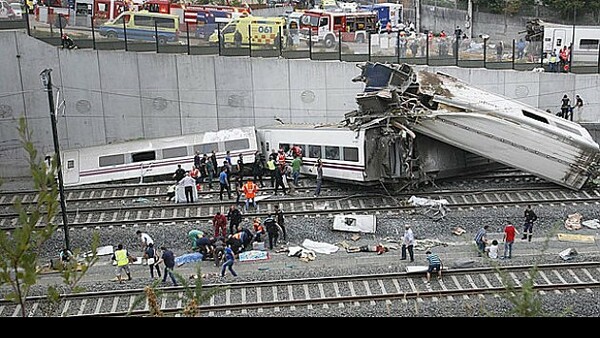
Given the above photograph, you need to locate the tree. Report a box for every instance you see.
[0,116,98,317]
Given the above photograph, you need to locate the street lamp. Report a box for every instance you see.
[40,68,70,251]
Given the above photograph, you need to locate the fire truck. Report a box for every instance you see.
[298,9,377,48]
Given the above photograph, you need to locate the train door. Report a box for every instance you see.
[62,150,80,184]
[551,29,567,53]
[260,131,271,154]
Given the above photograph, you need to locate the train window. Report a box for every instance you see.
[308,145,322,158]
[67,160,75,169]
[225,138,250,151]
[343,147,359,162]
[580,39,599,50]
[194,143,219,155]
[99,154,125,167]
[325,146,340,160]
[278,143,290,153]
[162,146,188,159]
[131,151,156,162]
[522,110,548,124]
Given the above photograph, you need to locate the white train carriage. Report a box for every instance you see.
[256,123,419,183]
[58,127,258,186]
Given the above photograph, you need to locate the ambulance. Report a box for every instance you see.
[209,16,286,48]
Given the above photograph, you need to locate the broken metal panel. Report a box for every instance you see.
[332,215,376,233]
[348,61,600,190]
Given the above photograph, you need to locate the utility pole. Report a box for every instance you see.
[415,0,420,34]
[467,0,473,39]
[40,69,70,251]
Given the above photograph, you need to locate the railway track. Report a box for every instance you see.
[0,186,599,230]
[2,262,598,317]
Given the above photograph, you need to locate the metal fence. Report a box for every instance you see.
[1,12,599,74]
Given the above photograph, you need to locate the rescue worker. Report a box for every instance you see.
[274,204,287,242]
[252,151,265,188]
[252,217,266,243]
[522,205,537,242]
[213,211,228,238]
[188,229,204,250]
[266,156,277,188]
[242,178,259,213]
[273,164,287,196]
[111,244,133,283]
[227,204,243,236]
[264,214,280,250]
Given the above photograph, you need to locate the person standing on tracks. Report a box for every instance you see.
[291,154,302,187]
[522,205,537,242]
[400,224,415,262]
[206,155,215,190]
[135,230,154,264]
[242,178,259,213]
[221,244,238,278]
[173,164,186,182]
[213,211,228,238]
[311,158,323,197]
[179,172,197,203]
[237,153,244,178]
[274,204,287,242]
[112,244,133,283]
[194,151,201,171]
[264,213,280,250]
[273,163,287,196]
[502,219,518,259]
[210,150,218,174]
[227,204,243,236]
[425,250,442,284]
[474,225,489,256]
[252,151,265,188]
[219,166,232,201]
[157,246,178,286]
[266,156,277,188]
[144,243,161,279]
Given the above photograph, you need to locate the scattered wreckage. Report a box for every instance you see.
[343,62,600,191]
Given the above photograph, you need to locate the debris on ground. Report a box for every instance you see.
[414,238,450,251]
[565,213,583,230]
[350,234,361,241]
[557,233,595,244]
[288,246,316,262]
[559,248,578,261]
[302,239,339,254]
[581,219,600,229]
[452,227,466,236]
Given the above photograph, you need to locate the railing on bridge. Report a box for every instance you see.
[2,12,599,74]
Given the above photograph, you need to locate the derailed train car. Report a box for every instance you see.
[349,62,600,190]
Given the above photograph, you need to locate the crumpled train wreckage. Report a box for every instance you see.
[342,62,600,191]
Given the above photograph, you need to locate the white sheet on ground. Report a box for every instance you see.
[333,214,376,233]
[302,239,339,254]
[408,195,449,207]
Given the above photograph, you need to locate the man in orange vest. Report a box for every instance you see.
[242,178,259,213]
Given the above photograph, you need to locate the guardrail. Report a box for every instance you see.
[2,12,599,74]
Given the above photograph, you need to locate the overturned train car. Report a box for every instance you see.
[349,62,600,190]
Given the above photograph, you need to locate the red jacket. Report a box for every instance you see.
[213,214,227,228]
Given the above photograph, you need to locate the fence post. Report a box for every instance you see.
[455,37,459,66]
[218,23,222,56]
[397,30,400,64]
[309,28,312,60]
[426,34,430,65]
[597,47,600,74]
[59,14,64,48]
[155,21,159,53]
[24,10,30,36]
[91,15,96,50]
[512,39,515,69]
[186,22,190,55]
[279,25,283,57]
[123,16,128,51]
[368,31,371,62]
[248,23,252,57]
[539,41,543,69]
[483,37,488,68]
[338,30,342,61]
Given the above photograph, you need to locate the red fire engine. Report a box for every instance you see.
[92,0,132,26]
[299,9,377,48]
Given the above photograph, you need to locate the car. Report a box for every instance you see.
[9,2,22,19]
[0,0,16,20]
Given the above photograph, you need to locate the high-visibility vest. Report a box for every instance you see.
[114,249,129,267]
[277,153,286,164]
[243,182,257,198]
[266,160,276,171]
